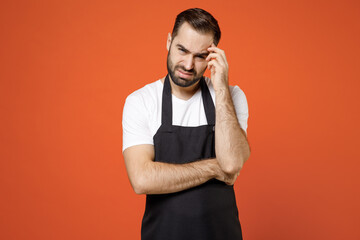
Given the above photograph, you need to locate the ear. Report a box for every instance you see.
[166,33,172,51]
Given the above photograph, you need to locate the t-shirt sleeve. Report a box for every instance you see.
[122,93,154,152]
[231,86,249,134]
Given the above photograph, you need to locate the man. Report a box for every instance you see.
[122,8,250,240]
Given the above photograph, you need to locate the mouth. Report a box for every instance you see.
[177,69,194,79]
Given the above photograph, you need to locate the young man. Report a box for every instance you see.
[122,8,250,240]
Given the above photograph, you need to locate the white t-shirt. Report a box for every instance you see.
[122,77,249,152]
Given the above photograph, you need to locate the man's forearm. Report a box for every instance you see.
[214,87,250,174]
[136,158,219,195]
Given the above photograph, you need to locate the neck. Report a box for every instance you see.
[163,76,201,100]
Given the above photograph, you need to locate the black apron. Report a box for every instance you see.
[141,75,242,240]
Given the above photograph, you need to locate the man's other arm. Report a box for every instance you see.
[207,45,251,176]
[123,144,236,195]
[214,87,250,174]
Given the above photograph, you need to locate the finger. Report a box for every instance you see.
[206,48,227,65]
[205,52,220,61]
[207,43,227,61]
[207,45,224,55]
[207,58,226,73]
[207,59,222,72]
[206,52,221,62]
[206,53,227,68]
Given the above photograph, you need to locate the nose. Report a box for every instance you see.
[183,55,194,71]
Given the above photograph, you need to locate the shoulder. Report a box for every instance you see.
[122,80,162,152]
[124,79,163,116]
[125,79,162,104]
[229,85,247,101]
[123,79,163,122]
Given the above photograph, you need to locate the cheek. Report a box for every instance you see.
[195,61,208,72]
[170,55,182,66]
[168,49,178,63]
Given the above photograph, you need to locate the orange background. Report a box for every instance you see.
[1,0,359,239]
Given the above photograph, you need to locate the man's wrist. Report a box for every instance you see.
[202,158,221,179]
[214,85,230,95]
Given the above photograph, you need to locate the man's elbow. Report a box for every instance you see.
[133,186,146,195]
[131,175,149,195]
[222,151,250,175]
[222,162,242,175]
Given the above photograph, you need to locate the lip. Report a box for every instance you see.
[177,69,193,79]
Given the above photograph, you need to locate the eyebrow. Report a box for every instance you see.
[176,44,209,58]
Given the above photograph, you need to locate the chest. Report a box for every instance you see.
[148,90,214,138]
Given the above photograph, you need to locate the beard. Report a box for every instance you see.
[166,50,205,88]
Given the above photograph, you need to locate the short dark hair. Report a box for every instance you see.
[171,8,221,46]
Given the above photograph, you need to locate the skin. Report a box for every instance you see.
[166,23,211,92]
[123,22,250,194]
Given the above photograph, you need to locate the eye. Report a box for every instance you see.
[195,55,207,60]
[178,48,186,53]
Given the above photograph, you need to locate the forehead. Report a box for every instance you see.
[172,22,213,53]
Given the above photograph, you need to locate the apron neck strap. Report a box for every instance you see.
[200,77,216,125]
[161,74,173,127]
[162,74,215,126]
